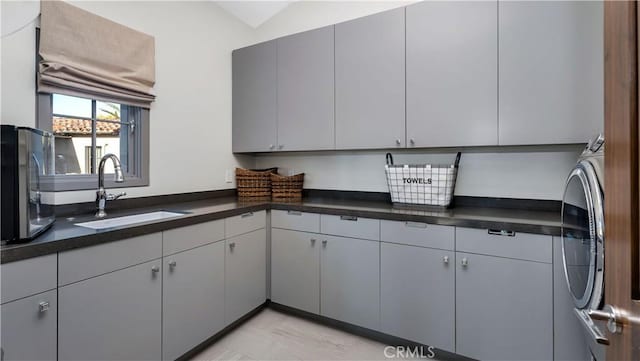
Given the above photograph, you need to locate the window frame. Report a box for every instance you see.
[37,93,150,192]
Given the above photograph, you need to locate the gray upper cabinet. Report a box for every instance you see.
[277,26,335,151]
[406,1,498,147]
[381,243,454,352]
[1,290,57,361]
[225,228,267,324]
[232,41,277,152]
[162,241,225,361]
[58,259,162,361]
[455,252,552,361]
[335,8,405,150]
[320,235,379,331]
[498,1,603,145]
[271,229,320,314]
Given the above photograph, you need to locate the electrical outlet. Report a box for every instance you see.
[225,169,233,183]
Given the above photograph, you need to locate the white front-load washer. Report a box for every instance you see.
[561,134,606,361]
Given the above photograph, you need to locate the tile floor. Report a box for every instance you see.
[190,308,402,361]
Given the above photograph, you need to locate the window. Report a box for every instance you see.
[37,93,149,191]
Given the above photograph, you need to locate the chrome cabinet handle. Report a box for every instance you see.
[38,301,49,313]
[461,258,468,267]
[310,239,316,246]
[229,242,236,250]
[151,266,160,274]
[278,144,284,150]
[168,260,177,269]
[340,215,358,221]
[409,138,415,146]
[405,221,427,229]
[241,212,253,218]
[395,139,401,145]
[269,144,275,150]
[322,240,328,247]
[443,256,449,265]
[488,229,515,237]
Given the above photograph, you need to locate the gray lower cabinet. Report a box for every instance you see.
[232,41,278,152]
[498,1,603,145]
[58,259,162,361]
[380,243,455,352]
[553,237,590,361]
[455,252,552,361]
[162,241,225,361]
[320,235,379,331]
[334,8,405,150]
[277,26,335,151]
[225,228,267,324]
[0,290,57,361]
[271,228,320,314]
[406,0,498,147]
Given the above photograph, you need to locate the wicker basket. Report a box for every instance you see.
[236,167,277,200]
[271,173,304,201]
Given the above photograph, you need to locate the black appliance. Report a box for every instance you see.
[1,125,55,243]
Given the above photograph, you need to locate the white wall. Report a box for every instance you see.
[255,146,583,200]
[251,0,587,201]
[1,1,257,204]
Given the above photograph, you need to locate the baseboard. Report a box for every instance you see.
[268,302,476,361]
[176,300,269,361]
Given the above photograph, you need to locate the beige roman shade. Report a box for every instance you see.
[38,0,156,108]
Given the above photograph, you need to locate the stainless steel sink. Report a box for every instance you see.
[75,211,188,230]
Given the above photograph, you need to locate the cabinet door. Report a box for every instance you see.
[232,41,277,152]
[0,290,57,361]
[163,241,225,361]
[271,229,320,314]
[320,235,379,330]
[225,228,267,324]
[277,26,334,151]
[553,237,590,361]
[335,8,405,149]
[58,259,162,361]
[498,1,603,145]
[456,252,552,361]
[406,1,497,147]
[381,243,454,352]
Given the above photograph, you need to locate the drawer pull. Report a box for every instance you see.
[461,258,469,267]
[287,211,302,216]
[241,212,254,218]
[38,301,49,313]
[340,215,358,222]
[168,260,177,269]
[443,256,449,264]
[405,221,427,229]
[310,239,316,246]
[151,266,160,275]
[229,242,236,250]
[322,240,328,247]
[488,229,516,237]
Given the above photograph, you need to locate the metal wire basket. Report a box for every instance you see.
[384,152,461,207]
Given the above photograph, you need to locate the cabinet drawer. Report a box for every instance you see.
[271,210,320,233]
[456,227,552,263]
[58,232,162,286]
[381,220,454,250]
[163,220,224,256]
[320,214,379,240]
[1,289,57,361]
[225,210,266,238]
[1,254,57,304]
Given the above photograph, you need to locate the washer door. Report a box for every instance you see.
[561,161,604,310]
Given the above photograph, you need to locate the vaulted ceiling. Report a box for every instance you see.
[215,1,293,28]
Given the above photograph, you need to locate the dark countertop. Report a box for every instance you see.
[1,197,561,264]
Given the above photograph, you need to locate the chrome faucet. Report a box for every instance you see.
[95,154,126,218]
